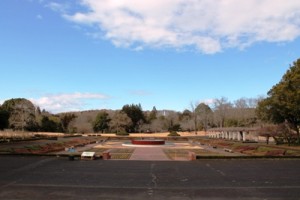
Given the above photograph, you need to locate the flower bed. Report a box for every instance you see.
[7,138,97,154]
[233,145,257,153]
[265,149,286,156]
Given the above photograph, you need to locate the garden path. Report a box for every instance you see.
[130,147,170,161]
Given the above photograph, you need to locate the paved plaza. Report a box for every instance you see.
[129,147,170,161]
[1,156,300,199]
[97,140,243,160]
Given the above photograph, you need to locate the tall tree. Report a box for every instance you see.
[1,98,36,131]
[122,104,145,132]
[60,113,77,133]
[93,111,111,133]
[213,97,232,128]
[179,109,193,131]
[109,111,132,134]
[190,102,199,134]
[40,116,62,132]
[148,106,157,122]
[257,59,300,143]
[196,103,213,131]
[232,98,257,127]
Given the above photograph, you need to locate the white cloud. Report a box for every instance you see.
[52,0,300,54]
[198,98,216,105]
[129,90,151,96]
[30,92,109,113]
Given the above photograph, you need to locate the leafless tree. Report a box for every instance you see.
[109,111,132,133]
[213,97,232,128]
[196,103,213,131]
[190,101,199,134]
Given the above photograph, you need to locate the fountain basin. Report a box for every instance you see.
[131,139,165,145]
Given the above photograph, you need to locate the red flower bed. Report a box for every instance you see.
[217,142,233,147]
[13,148,31,154]
[234,146,257,153]
[265,150,286,156]
[10,138,96,154]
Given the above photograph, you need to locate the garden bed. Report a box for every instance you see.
[84,148,135,160]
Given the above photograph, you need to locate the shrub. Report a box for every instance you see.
[116,131,129,136]
[168,131,180,137]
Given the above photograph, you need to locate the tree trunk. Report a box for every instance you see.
[296,128,300,144]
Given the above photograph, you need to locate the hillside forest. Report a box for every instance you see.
[0,97,258,134]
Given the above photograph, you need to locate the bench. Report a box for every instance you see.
[81,151,96,160]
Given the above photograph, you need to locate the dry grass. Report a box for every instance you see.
[0,131,65,138]
[163,148,221,160]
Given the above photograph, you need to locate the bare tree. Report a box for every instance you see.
[195,103,213,131]
[190,101,199,134]
[109,111,132,133]
[2,98,36,131]
[213,97,232,128]
[258,122,297,146]
[179,109,193,132]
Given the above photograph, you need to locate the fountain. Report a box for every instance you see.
[122,138,170,147]
[131,138,165,145]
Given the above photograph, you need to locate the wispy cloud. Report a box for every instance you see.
[36,14,43,20]
[129,90,151,96]
[199,98,216,105]
[46,2,69,13]
[30,92,109,113]
[49,0,300,54]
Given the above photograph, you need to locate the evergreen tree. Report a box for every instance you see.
[257,59,300,143]
[60,113,77,133]
[122,104,145,132]
[148,106,157,121]
[40,116,62,132]
[93,111,111,133]
[0,108,9,130]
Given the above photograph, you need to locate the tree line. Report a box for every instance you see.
[0,98,76,133]
[0,97,259,134]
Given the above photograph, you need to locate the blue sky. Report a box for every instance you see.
[1,0,300,113]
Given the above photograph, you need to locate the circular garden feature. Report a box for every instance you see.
[131,139,165,145]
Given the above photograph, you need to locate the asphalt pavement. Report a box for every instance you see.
[1,156,300,199]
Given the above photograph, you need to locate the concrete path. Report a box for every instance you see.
[130,147,170,161]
